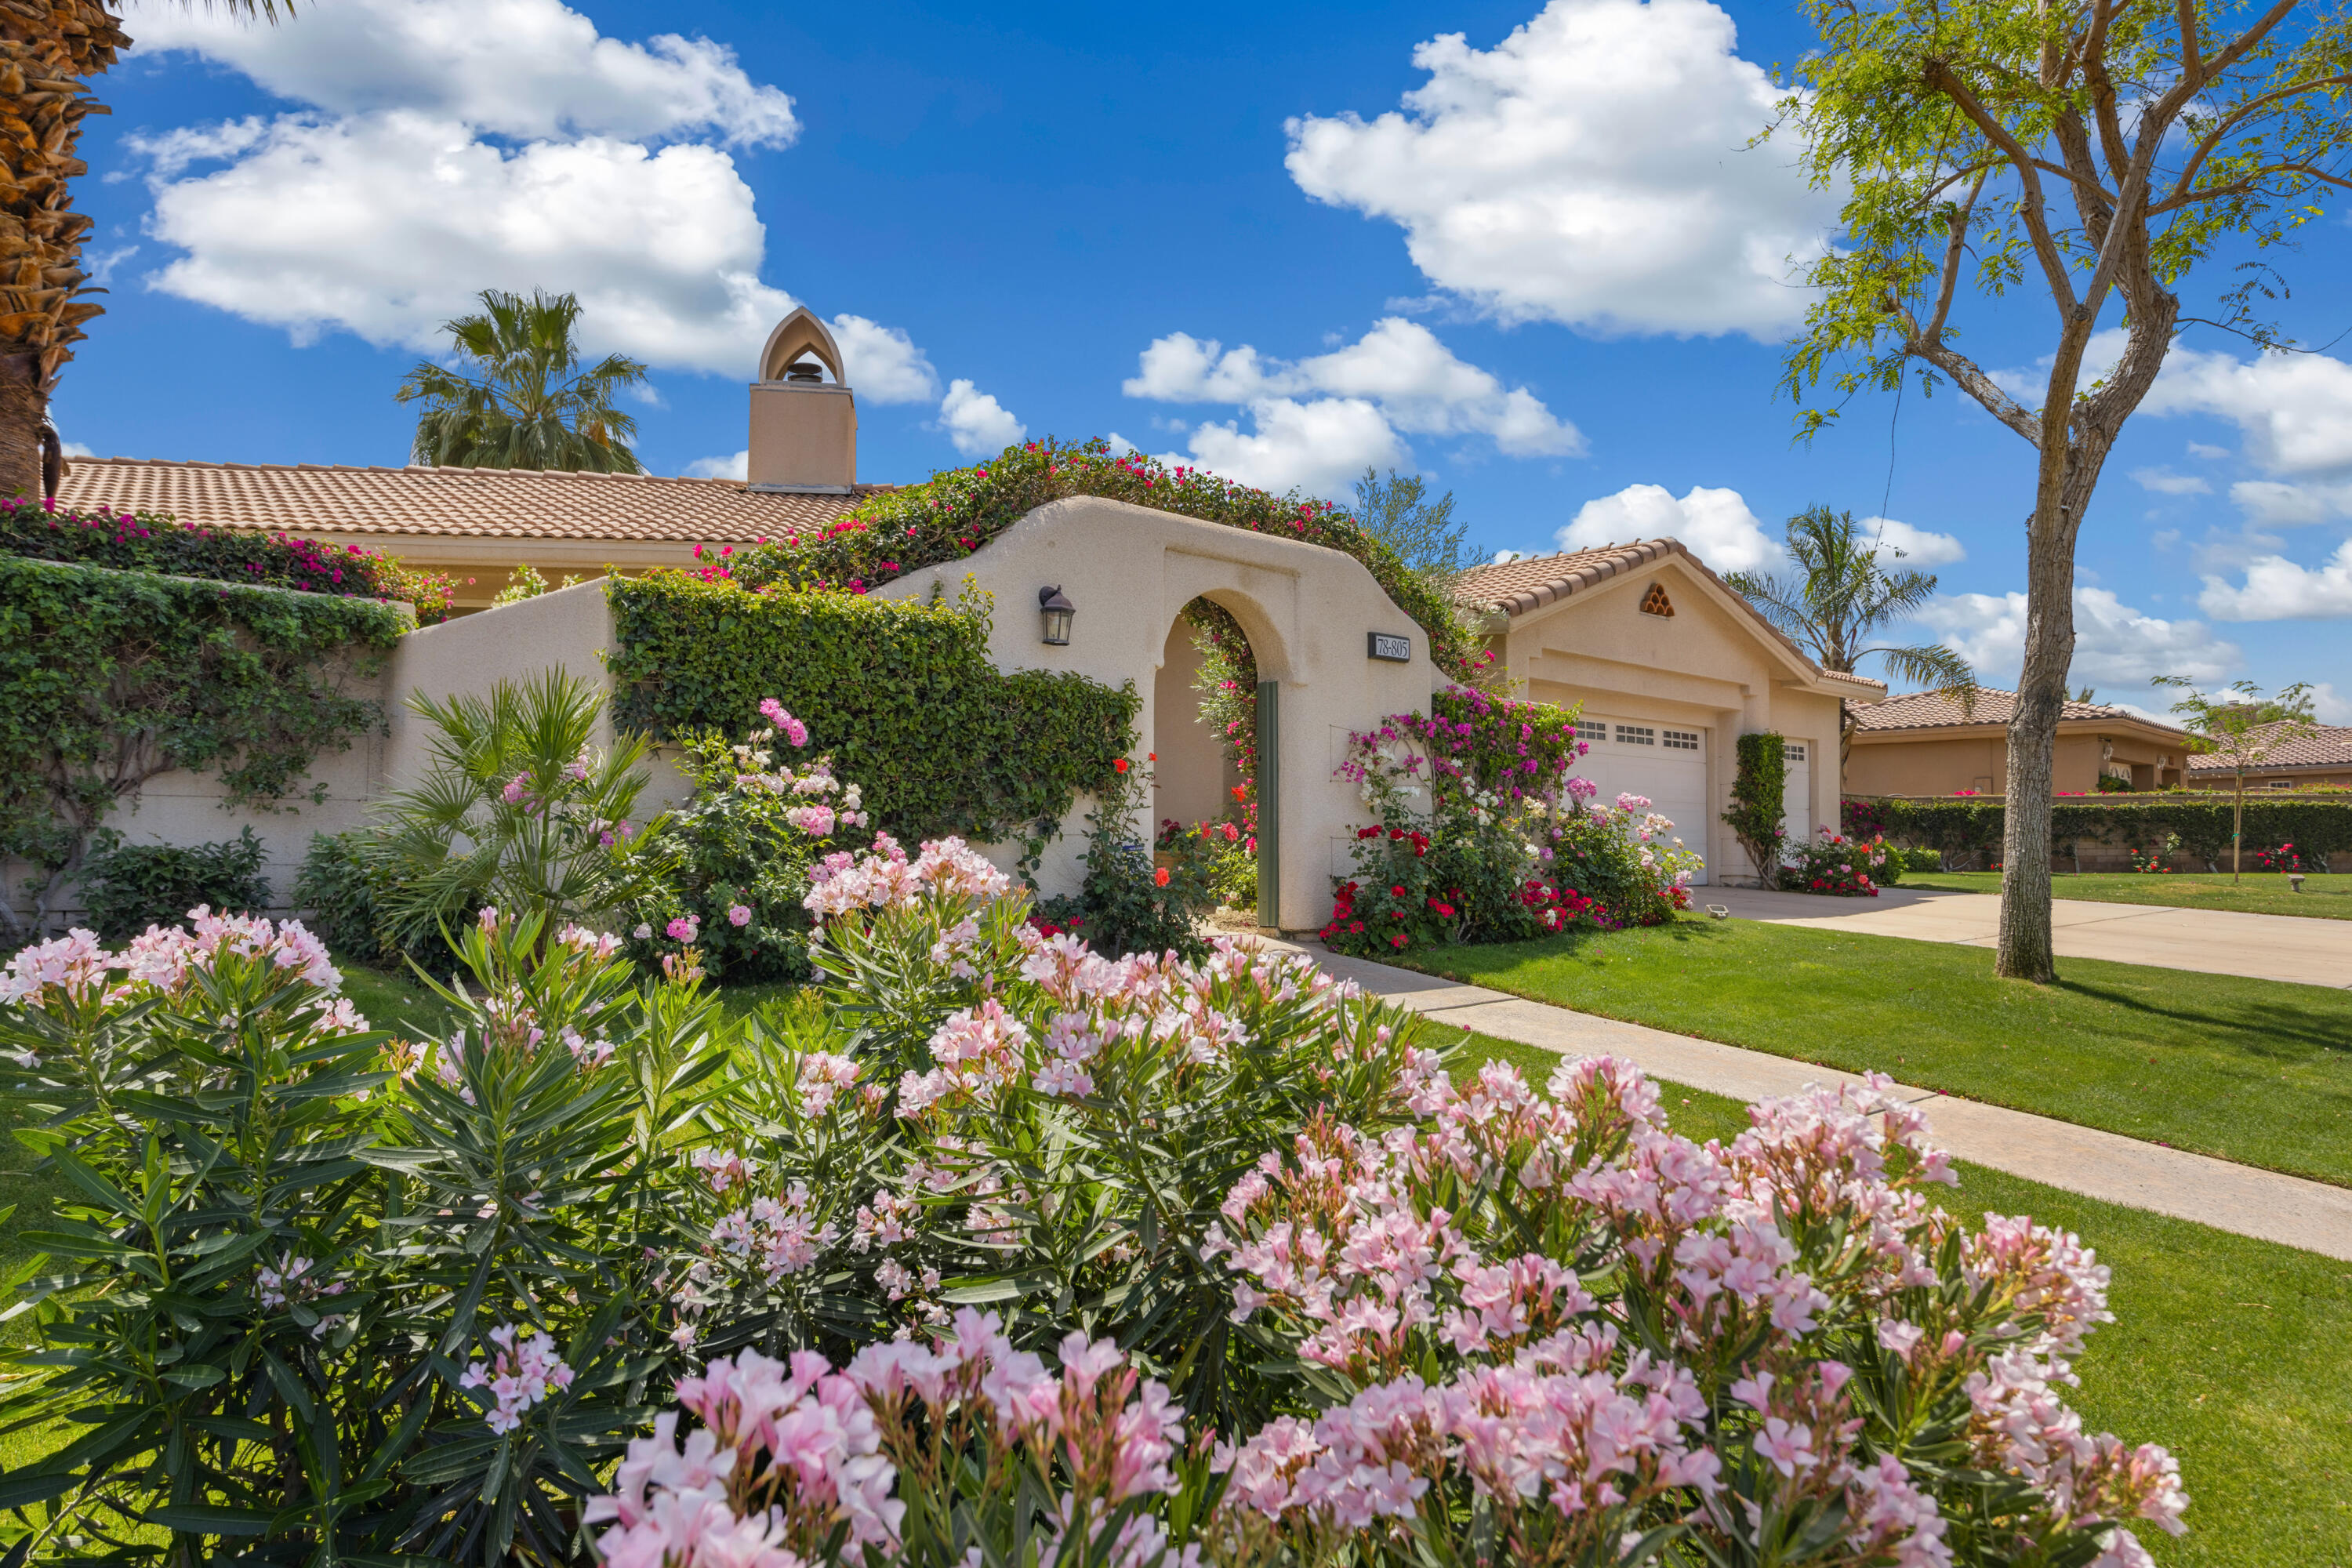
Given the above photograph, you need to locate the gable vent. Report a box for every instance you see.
[1640,583,1675,618]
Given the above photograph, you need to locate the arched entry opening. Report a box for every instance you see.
[1153,597,1259,916]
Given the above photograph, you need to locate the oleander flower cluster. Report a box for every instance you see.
[1203,1054,2183,1568]
[0,845,2186,1568]
[590,1312,1192,1568]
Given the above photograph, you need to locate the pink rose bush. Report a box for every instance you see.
[0,843,2181,1566]
[1326,703,1699,956]
[628,699,873,985]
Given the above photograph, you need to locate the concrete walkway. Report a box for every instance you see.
[1702,884,2352,989]
[1276,941,2352,1261]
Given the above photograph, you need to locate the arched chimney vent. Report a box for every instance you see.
[748,307,856,492]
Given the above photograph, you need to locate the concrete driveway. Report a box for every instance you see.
[1703,885,2352,989]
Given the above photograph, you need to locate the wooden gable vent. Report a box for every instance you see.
[1640,582,1675,618]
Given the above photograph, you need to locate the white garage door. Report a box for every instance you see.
[1782,741,1813,847]
[1570,716,1711,886]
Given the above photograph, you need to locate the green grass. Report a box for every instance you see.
[1456,1029,2352,1568]
[1390,917,2352,1188]
[1898,869,2352,920]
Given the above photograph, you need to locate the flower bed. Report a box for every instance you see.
[1781,826,1899,896]
[0,854,2185,1566]
[0,495,457,621]
[1322,692,1697,954]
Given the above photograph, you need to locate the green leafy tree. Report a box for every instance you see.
[1777,0,2352,982]
[1353,466,1469,583]
[2154,674,2320,880]
[1727,506,1976,769]
[397,289,649,474]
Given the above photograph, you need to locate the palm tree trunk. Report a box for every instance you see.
[0,349,44,498]
[0,5,132,497]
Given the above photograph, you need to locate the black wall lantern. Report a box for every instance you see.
[1038,585,1075,645]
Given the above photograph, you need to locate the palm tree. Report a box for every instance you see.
[397,289,649,473]
[0,3,289,503]
[1727,506,1977,768]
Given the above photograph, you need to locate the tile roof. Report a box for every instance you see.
[1849,687,2190,739]
[2185,723,2352,773]
[53,457,886,546]
[1454,538,1885,692]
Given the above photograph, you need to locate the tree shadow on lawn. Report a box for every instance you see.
[2053,975,2352,1058]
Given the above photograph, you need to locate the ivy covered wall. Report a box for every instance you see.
[0,556,404,934]
[606,573,1137,860]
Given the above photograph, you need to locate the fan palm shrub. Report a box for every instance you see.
[375,670,673,953]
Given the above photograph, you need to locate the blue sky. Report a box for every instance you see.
[66,0,2352,714]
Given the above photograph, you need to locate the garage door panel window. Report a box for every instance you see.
[1569,716,1711,887]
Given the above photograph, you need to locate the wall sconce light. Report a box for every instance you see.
[1039,585,1075,646]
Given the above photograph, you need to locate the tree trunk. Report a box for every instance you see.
[0,351,45,501]
[2233,771,2245,883]
[1996,454,2096,982]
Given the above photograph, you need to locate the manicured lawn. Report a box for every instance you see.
[1458,1029,2352,1568]
[1394,918,2352,1188]
[1899,869,2352,920]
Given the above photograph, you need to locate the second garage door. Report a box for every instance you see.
[1570,715,1711,886]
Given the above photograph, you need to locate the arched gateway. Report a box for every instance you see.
[877,495,1439,931]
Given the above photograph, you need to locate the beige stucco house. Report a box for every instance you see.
[38,303,1907,909]
[1455,542,1886,885]
[1844,688,2194,796]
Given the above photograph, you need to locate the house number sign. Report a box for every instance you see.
[1367,632,1412,662]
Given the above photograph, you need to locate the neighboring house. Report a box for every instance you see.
[1844,688,2194,796]
[54,308,886,613]
[2184,724,2352,790]
[1457,541,1886,886]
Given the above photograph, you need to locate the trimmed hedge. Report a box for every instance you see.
[607,572,1137,859]
[0,495,458,622]
[720,436,1482,681]
[1844,794,2352,870]
[77,828,270,942]
[1,556,401,930]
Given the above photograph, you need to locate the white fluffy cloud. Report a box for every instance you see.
[120,0,934,395]
[1284,0,1839,338]
[2198,539,2352,620]
[937,379,1025,456]
[126,0,797,145]
[1125,318,1578,497]
[1556,483,1781,573]
[684,450,748,480]
[1858,516,1965,566]
[1914,587,2240,689]
[2132,467,2212,496]
[2141,343,2352,477]
[1174,398,1406,499]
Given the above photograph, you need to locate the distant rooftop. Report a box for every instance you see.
[2185,722,2352,774]
[54,456,889,546]
[1850,687,2190,738]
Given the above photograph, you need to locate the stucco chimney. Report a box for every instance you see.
[747,307,856,492]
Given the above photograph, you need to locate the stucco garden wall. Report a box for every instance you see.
[880,495,1441,929]
[19,503,1444,933]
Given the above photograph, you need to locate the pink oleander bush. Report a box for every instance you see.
[0,841,2182,1567]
